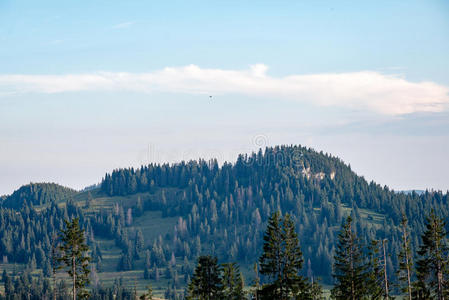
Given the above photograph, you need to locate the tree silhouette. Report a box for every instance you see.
[58,218,90,300]
[331,216,367,300]
[187,255,223,300]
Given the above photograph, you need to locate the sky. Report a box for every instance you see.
[1,0,449,195]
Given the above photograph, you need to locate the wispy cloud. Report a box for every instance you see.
[0,64,448,115]
[111,21,136,29]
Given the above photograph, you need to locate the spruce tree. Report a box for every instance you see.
[414,211,449,300]
[259,212,308,299]
[331,216,367,300]
[397,214,413,300]
[222,262,245,300]
[282,214,309,298]
[1,269,7,283]
[58,218,91,300]
[366,240,383,300]
[259,212,283,299]
[186,255,223,300]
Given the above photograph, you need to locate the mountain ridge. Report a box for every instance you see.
[0,144,447,292]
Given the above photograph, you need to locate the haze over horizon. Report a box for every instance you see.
[1,0,449,195]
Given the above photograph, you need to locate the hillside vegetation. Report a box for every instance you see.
[1,182,76,209]
[0,145,448,298]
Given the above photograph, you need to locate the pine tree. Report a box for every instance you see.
[186,255,223,300]
[85,191,92,209]
[381,239,390,300]
[397,214,413,300]
[58,218,91,300]
[259,212,284,299]
[259,212,309,299]
[414,211,449,300]
[136,196,144,216]
[366,240,383,300]
[222,262,245,300]
[331,216,367,300]
[1,269,7,283]
[135,229,145,258]
[51,233,59,300]
[282,214,309,298]
[4,273,13,295]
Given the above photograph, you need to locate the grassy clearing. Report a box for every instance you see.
[132,211,178,247]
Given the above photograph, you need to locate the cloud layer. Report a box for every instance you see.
[1,64,448,115]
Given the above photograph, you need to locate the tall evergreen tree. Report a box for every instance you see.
[222,262,245,300]
[58,218,91,300]
[397,214,413,300]
[366,240,383,300]
[414,211,449,300]
[282,214,309,299]
[259,212,284,299]
[259,212,309,300]
[186,255,223,300]
[331,216,367,300]
[381,239,390,300]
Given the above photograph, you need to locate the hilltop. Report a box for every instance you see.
[0,145,448,297]
[1,182,77,209]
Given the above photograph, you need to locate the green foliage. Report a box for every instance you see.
[2,182,76,209]
[366,240,384,299]
[414,211,449,300]
[98,145,449,285]
[331,216,368,300]
[259,212,308,299]
[186,255,223,300]
[1,271,53,300]
[308,279,325,300]
[222,262,245,300]
[397,214,413,299]
[2,145,449,296]
[58,217,91,299]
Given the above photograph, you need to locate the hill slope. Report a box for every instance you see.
[0,145,448,296]
[1,182,77,209]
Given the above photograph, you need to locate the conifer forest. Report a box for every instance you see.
[0,145,448,299]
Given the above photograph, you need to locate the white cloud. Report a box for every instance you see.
[0,64,448,115]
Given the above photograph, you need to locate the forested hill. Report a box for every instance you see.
[1,182,76,209]
[100,145,448,282]
[0,145,448,294]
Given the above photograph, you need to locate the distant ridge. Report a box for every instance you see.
[399,189,425,195]
[2,182,76,209]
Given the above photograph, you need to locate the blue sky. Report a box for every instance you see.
[1,0,449,194]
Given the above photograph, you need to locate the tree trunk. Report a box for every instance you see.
[52,235,57,300]
[72,255,76,300]
[434,219,444,300]
[382,240,389,300]
[349,222,355,300]
[53,262,57,300]
[403,227,412,300]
